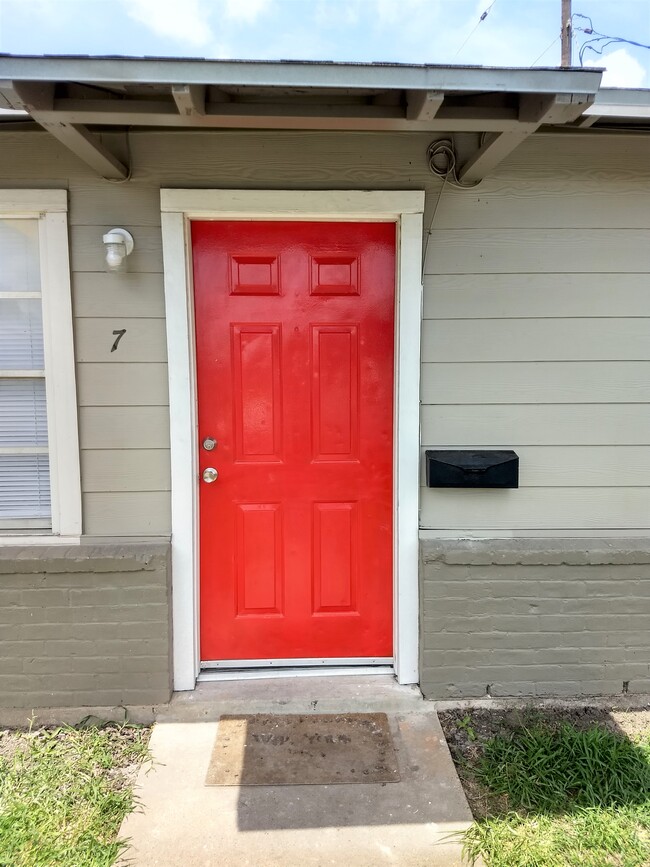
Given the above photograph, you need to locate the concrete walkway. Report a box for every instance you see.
[119,677,474,866]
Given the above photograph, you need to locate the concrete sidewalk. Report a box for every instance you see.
[118,677,474,866]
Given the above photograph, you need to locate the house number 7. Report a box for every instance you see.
[111,329,127,352]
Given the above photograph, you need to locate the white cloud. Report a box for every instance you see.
[314,0,360,28]
[124,0,213,47]
[374,0,436,26]
[210,41,234,58]
[223,0,272,24]
[585,47,647,88]
[11,0,60,25]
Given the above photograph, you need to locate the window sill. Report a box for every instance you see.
[0,534,81,546]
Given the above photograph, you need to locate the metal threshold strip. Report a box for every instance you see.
[199,657,394,681]
[203,657,393,668]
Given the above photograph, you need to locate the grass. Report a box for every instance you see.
[0,722,151,867]
[460,721,650,867]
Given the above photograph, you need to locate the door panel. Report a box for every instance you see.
[192,221,395,661]
[311,325,359,461]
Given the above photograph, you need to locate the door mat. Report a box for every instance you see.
[205,713,400,786]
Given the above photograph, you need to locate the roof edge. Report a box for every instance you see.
[0,54,603,95]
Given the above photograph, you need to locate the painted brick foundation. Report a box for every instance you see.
[420,539,650,700]
[0,542,172,708]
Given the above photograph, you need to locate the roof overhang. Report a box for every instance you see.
[579,88,650,127]
[0,54,604,181]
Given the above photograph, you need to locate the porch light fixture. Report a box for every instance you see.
[103,228,134,272]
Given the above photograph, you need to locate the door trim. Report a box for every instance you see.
[160,189,425,690]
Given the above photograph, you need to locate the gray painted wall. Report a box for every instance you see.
[0,542,171,708]
[420,539,650,699]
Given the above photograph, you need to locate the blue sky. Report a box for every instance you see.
[0,0,649,86]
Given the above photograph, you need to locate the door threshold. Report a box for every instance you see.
[198,665,394,682]
[202,657,393,669]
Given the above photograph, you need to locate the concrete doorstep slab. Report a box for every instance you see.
[118,706,474,866]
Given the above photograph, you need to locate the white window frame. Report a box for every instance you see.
[161,189,424,690]
[0,190,81,542]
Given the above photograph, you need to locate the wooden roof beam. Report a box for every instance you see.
[458,128,535,184]
[458,91,595,183]
[1,81,129,179]
[406,90,444,122]
[171,84,206,117]
[23,95,522,132]
[520,92,595,125]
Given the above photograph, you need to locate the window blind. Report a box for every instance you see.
[0,299,45,369]
[0,218,51,527]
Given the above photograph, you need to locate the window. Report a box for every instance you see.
[0,191,81,537]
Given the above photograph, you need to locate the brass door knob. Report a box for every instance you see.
[202,467,218,483]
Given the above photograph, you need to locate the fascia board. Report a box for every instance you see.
[0,55,602,96]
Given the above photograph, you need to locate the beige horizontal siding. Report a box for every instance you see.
[77,364,169,406]
[70,225,163,273]
[422,319,650,363]
[478,134,650,181]
[421,362,650,404]
[425,229,650,275]
[0,136,81,178]
[73,273,165,318]
[0,134,171,534]
[68,180,162,227]
[79,407,170,450]
[81,450,170,493]
[83,492,171,535]
[422,133,650,532]
[434,179,650,230]
[2,128,648,535]
[422,405,650,447]
[423,274,650,319]
[75,319,168,363]
[420,488,650,531]
[131,129,440,187]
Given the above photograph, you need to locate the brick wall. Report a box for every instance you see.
[0,542,171,708]
[420,539,650,700]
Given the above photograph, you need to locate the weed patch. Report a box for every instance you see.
[439,708,650,867]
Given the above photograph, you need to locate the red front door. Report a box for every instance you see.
[192,221,395,662]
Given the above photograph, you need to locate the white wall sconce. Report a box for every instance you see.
[103,228,134,272]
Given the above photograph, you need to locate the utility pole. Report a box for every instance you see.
[561,0,572,66]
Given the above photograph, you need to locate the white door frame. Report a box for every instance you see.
[160,189,424,690]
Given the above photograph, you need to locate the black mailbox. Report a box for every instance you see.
[426,450,518,489]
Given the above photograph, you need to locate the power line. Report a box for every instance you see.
[531,34,561,66]
[572,12,650,65]
[452,0,498,60]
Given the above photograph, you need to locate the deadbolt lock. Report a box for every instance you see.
[202,436,217,451]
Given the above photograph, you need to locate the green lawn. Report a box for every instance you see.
[0,722,151,867]
[457,719,650,867]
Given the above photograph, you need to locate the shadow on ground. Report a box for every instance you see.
[234,713,472,831]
